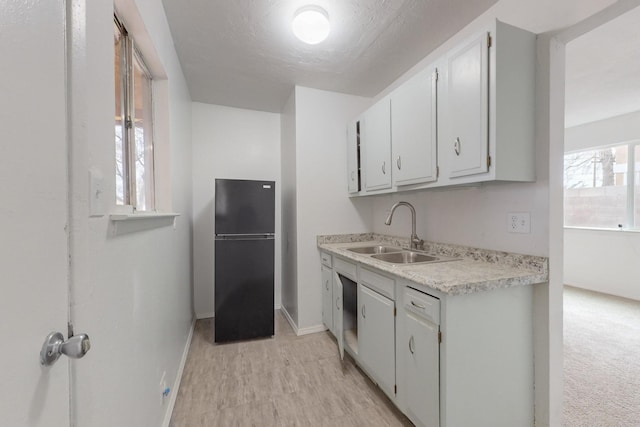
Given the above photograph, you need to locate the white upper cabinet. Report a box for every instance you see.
[361,98,392,191]
[348,19,535,196]
[443,20,536,184]
[346,120,360,194]
[391,66,439,186]
[447,33,489,178]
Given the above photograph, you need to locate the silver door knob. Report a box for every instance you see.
[40,331,91,366]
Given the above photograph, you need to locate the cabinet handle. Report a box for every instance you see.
[409,336,415,354]
[361,305,366,319]
[397,156,401,170]
[454,137,461,156]
[336,297,340,310]
[325,280,329,290]
[381,161,386,174]
[351,171,355,181]
[411,300,426,310]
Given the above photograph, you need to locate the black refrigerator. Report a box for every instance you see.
[214,178,275,343]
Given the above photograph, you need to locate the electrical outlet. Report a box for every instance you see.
[160,371,169,405]
[507,212,530,234]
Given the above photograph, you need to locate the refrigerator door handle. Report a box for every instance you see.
[216,233,275,239]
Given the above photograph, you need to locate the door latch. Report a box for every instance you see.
[40,331,91,366]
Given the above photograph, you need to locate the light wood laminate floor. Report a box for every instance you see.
[170,311,413,426]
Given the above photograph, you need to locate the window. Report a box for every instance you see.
[564,142,640,229]
[114,16,155,211]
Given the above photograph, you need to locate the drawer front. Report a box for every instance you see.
[359,267,395,300]
[404,286,440,325]
[333,257,357,281]
[320,251,332,268]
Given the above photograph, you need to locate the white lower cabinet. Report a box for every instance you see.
[319,253,534,427]
[403,287,440,427]
[358,283,395,398]
[321,265,333,333]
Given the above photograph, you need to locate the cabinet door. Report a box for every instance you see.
[333,271,344,360]
[391,67,438,186]
[405,312,439,427]
[362,99,392,191]
[346,120,360,193]
[358,284,395,397]
[448,32,489,178]
[321,266,333,333]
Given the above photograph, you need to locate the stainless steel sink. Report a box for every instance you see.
[371,251,459,265]
[347,245,403,254]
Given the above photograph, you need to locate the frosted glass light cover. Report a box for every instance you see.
[292,7,330,45]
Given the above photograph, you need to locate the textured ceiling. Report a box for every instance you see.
[565,5,640,127]
[162,0,498,112]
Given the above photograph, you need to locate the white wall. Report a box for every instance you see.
[565,228,640,300]
[565,110,640,152]
[564,111,640,300]
[281,91,299,324]
[293,86,373,331]
[192,103,282,318]
[370,8,555,258]
[67,1,194,426]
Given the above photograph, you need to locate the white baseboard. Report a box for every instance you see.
[280,306,298,333]
[279,306,326,336]
[195,311,214,319]
[297,324,327,335]
[162,318,195,427]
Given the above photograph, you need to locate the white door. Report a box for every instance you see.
[333,271,344,360]
[358,284,396,397]
[321,266,334,332]
[391,67,439,186]
[346,120,359,193]
[0,2,71,426]
[405,312,440,427]
[362,99,392,191]
[448,32,490,178]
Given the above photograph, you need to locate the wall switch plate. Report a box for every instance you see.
[89,168,105,217]
[507,212,530,234]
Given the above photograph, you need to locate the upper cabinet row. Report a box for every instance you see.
[347,20,536,196]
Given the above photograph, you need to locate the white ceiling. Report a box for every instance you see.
[565,5,640,128]
[161,0,497,113]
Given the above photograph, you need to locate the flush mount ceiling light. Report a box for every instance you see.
[292,6,330,45]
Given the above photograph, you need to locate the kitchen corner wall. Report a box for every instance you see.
[192,103,282,318]
[282,86,373,332]
[281,92,299,325]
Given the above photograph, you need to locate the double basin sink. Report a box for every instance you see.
[347,245,459,265]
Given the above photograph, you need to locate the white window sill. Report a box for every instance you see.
[110,212,180,221]
[564,226,640,234]
[109,212,180,235]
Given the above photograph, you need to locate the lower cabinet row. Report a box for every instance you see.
[321,256,439,427]
[320,251,536,427]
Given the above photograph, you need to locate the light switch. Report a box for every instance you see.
[89,168,105,217]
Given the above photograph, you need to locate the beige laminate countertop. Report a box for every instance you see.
[317,233,548,296]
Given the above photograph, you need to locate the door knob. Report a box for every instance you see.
[40,331,91,366]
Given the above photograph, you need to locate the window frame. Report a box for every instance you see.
[564,139,640,230]
[114,14,156,212]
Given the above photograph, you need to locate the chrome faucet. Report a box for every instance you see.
[384,201,424,250]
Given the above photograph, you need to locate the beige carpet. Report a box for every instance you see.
[563,286,640,426]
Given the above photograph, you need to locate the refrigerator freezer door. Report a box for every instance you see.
[214,238,274,342]
[215,179,275,235]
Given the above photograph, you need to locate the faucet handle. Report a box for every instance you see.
[412,238,425,251]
